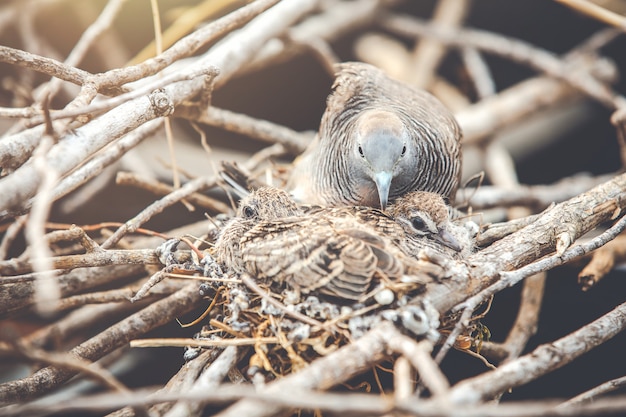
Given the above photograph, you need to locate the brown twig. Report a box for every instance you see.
[578,234,626,291]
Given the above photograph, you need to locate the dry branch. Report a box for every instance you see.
[0,283,203,404]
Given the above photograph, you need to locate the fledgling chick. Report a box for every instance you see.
[288,62,462,210]
[215,187,422,301]
[387,191,475,259]
[214,187,303,272]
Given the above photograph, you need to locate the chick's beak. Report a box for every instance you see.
[374,171,392,210]
[435,227,462,252]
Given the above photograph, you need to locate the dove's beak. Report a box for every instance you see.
[374,171,392,210]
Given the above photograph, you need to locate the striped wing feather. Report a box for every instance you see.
[240,217,384,300]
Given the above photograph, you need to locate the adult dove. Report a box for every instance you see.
[288,62,462,209]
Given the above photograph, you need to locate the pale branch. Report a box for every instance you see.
[131,338,278,349]
[1,220,209,315]
[461,47,497,99]
[578,235,626,290]
[446,300,626,405]
[100,175,220,249]
[0,0,320,213]
[0,44,91,86]
[460,172,615,211]
[0,283,203,404]
[476,212,546,247]
[35,66,219,124]
[458,75,597,146]
[162,346,238,417]
[7,385,626,417]
[381,13,626,109]
[0,265,146,315]
[245,0,380,73]
[36,0,282,127]
[558,375,626,408]
[53,280,185,312]
[461,212,626,313]
[136,347,224,417]
[422,172,626,316]
[26,134,60,316]
[0,248,160,276]
[408,0,471,89]
[36,0,129,103]
[0,339,130,395]
[46,119,163,214]
[0,215,27,260]
[213,321,394,417]
[501,272,545,361]
[115,171,231,214]
[91,0,282,91]
[386,335,450,397]
[23,302,149,349]
[174,105,313,155]
[0,0,280,171]
[554,0,626,29]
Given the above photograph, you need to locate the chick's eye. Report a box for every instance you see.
[242,206,256,218]
[411,216,427,231]
[358,145,365,157]
[401,145,407,156]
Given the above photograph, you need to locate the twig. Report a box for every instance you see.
[0,215,27,260]
[131,337,279,348]
[502,272,545,361]
[0,0,319,214]
[554,0,626,30]
[447,300,626,404]
[100,175,220,249]
[115,171,231,214]
[35,0,129,103]
[578,234,626,290]
[0,283,203,404]
[240,273,326,329]
[0,45,91,86]
[0,248,160,276]
[408,0,471,88]
[25,133,59,316]
[462,47,497,99]
[8,385,626,417]
[163,345,238,417]
[214,321,395,417]
[0,339,129,395]
[558,375,626,408]
[174,106,313,156]
[386,333,450,397]
[464,173,615,210]
[381,13,626,109]
[458,213,626,314]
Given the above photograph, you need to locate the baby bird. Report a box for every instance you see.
[214,187,303,272]
[215,187,474,301]
[288,62,462,209]
[387,191,475,259]
[214,187,414,301]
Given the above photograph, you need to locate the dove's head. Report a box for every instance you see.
[353,110,415,210]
